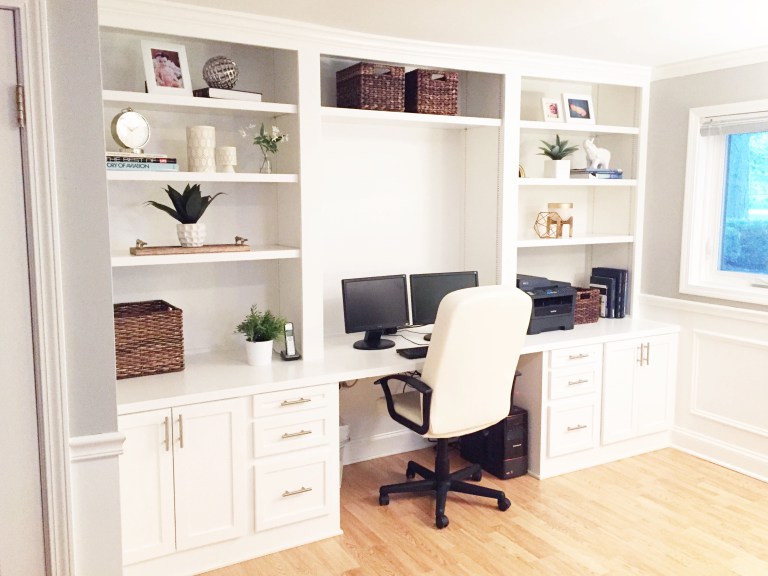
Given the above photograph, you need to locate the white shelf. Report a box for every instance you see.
[106,171,298,183]
[321,106,501,129]
[519,177,637,187]
[103,90,297,116]
[516,235,634,248]
[111,245,300,267]
[519,120,639,135]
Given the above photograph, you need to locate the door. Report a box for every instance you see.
[0,7,47,575]
[118,410,176,565]
[602,339,637,444]
[173,398,248,551]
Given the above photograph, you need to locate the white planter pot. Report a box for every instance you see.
[544,159,571,179]
[245,340,274,366]
[177,223,206,247]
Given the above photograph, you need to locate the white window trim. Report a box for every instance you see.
[680,99,768,306]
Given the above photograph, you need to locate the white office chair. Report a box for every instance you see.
[376,285,532,528]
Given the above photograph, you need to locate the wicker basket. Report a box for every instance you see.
[114,300,184,379]
[574,288,601,325]
[336,62,405,111]
[405,69,459,115]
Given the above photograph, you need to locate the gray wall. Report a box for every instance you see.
[46,0,118,436]
[643,62,768,313]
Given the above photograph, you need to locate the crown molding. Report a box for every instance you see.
[652,46,768,82]
[98,0,651,85]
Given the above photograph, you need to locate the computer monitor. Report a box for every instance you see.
[410,271,479,326]
[341,274,409,350]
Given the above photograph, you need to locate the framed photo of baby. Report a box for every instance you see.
[562,93,595,124]
[141,40,192,96]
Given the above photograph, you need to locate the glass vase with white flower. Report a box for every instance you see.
[240,122,288,174]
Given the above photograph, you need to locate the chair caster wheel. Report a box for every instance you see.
[498,497,511,511]
[471,470,482,481]
[436,514,449,529]
[405,464,416,479]
[379,494,389,506]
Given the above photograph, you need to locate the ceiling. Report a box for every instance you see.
[175,0,768,68]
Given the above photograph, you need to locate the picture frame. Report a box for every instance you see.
[562,93,595,124]
[141,40,192,96]
[541,97,562,122]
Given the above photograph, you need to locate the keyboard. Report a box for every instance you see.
[396,346,429,359]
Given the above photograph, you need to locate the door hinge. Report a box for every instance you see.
[16,85,26,128]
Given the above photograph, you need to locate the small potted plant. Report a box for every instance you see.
[538,135,579,179]
[145,183,224,247]
[235,305,286,365]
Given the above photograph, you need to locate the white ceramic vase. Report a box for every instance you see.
[245,340,274,366]
[187,125,216,172]
[177,223,206,247]
[215,146,237,173]
[544,159,571,179]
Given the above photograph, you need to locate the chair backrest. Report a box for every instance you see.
[420,285,532,437]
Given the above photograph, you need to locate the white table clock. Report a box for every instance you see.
[110,107,150,153]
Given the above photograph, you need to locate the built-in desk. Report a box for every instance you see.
[116,316,678,576]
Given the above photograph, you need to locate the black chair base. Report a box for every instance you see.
[378,438,511,528]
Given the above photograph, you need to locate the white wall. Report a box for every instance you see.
[642,62,768,480]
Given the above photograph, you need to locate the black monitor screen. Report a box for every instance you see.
[410,271,479,325]
[341,274,409,350]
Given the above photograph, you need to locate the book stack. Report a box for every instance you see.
[106,151,179,172]
[570,168,624,179]
[589,267,629,318]
[193,87,263,102]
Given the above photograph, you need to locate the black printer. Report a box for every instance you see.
[516,274,576,334]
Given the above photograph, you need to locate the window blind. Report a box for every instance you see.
[700,110,768,136]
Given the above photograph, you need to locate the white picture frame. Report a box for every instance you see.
[541,97,563,122]
[141,40,192,96]
[562,93,595,124]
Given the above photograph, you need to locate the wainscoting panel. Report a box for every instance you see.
[691,330,768,436]
[638,295,768,481]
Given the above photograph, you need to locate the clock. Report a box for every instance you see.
[110,108,151,153]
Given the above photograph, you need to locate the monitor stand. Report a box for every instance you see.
[353,329,396,350]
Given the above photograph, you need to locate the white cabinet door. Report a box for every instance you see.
[173,397,249,551]
[636,335,676,436]
[602,334,676,445]
[118,410,176,565]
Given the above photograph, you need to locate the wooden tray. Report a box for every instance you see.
[130,244,250,256]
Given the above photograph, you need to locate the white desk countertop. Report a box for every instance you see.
[116,317,679,415]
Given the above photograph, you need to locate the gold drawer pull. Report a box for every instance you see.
[282,486,313,497]
[282,429,312,439]
[567,424,587,432]
[280,397,311,407]
[568,379,588,386]
[567,353,589,360]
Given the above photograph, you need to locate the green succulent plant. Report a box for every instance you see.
[145,183,224,224]
[537,135,579,160]
[235,305,287,342]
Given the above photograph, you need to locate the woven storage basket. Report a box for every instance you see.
[336,62,405,111]
[574,288,601,325]
[405,69,459,115]
[114,300,184,379]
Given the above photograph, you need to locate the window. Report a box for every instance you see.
[681,100,768,305]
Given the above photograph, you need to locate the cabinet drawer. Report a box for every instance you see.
[549,366,599,400]
[549,345,602,369]
[254,449,332,531]
[253,409,330,457]
[252,384,332,418]
[548,400,598,457]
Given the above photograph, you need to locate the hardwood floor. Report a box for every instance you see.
[202,448,768,575]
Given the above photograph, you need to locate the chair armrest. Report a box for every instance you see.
[375,374,432,435]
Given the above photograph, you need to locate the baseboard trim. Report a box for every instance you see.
[671,427,768,482]
[345,430,431,464]
[69,431,125,462]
